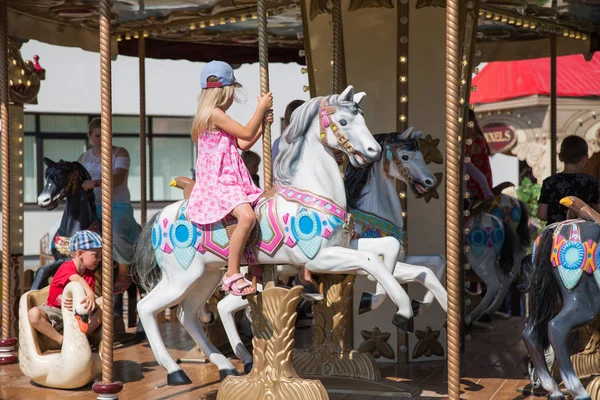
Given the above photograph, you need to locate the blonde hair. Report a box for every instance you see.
[88,117,101,135]
[191,76,236,142]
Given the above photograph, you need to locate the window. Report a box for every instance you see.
[23,113,194,203]
[152,137,194,201]
[24,136,36,203]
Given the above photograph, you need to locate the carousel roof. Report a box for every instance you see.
[7,1,600,64]
[470,51,600,104]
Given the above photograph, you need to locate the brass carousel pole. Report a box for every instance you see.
[139,34,147,225]
[0,0,16,364]
[217,0,327,397]
[446,0,461,398]
[550,34,557,175]
[92,0,123,398]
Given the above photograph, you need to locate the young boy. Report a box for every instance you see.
[538,135,600,225]
[28,230,103,345]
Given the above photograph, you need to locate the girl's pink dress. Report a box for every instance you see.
[188,130,263,225]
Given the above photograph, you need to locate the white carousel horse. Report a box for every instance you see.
[19,281,101,389]
[132,86,414,385]
[213,127,449,372]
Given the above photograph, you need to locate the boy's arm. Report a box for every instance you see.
[69,274,95,297]
[537,179,550,221]
[537,204,549,221]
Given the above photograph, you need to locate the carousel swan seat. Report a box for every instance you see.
[18,282,101,389]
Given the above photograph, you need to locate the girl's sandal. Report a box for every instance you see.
[222,273,256,297]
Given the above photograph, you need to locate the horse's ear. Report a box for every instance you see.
[339,85,355,102]
[400,127,415,140]
[353,92,366,106]
[43,157,55,167]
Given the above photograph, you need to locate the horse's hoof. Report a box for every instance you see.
[359,292,374,315]
[392,314,414,333]
[548,394,565,400]
[219,368,241,381]
[167,369,192,386]
[478,314,492,323]
[301,292,324,302]
[244,362,253,374]
[412,300,426,317]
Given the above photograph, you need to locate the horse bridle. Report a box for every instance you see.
[382,138,419,186]
[319,97,356,155]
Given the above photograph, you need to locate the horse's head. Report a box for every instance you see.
[318,86,381,168]
[377,128,437,196]
[38,158,90,210]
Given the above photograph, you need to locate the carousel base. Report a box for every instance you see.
[316,375,420,398]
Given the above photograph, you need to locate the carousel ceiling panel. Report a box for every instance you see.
[8,0,304,63]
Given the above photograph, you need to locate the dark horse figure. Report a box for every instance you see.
[32,158,101,290]
[524,211,600,399]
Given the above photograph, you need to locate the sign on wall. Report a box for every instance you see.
[482,124,517,155]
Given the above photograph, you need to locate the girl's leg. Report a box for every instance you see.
[227,203,256,295]
[299,267,317,288]
[28,307,63,344]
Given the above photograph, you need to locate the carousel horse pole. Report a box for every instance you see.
[522,199,600,400]
[133,88,415,397]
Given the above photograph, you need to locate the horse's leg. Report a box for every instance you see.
[392,261,448,316]
[306,237,414,332]
[176,271,240,381]
[548,296,596,399]
[216,291,252,372]
[466,249,501,324]
[522,325,561,396]
[351,237,401,314]
[402,254,447,315]
[30,258,64,291]
[137,276,195,385]
[484,246,526,316]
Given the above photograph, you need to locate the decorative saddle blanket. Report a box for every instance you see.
[465,215,504,259]
[151,185,354,269]
[532,220,600,290]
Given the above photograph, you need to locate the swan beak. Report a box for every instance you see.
[560,197,573,207]
[169,179,177,187]
[75,314,90,334]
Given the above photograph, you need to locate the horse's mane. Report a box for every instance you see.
[274,94,363,186]
[344,131,419,209]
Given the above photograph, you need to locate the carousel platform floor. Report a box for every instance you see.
[0,315,542,399]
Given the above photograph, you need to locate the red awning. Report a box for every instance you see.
[471,52,600,104]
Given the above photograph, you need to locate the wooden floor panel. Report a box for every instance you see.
[0,316,546,399]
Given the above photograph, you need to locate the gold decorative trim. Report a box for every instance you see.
[358,327,394,360]
[412,326,444,359]
[294,275,381,380]
[8,40,45,105]
[218,283,328,400]
[348,0,393,12]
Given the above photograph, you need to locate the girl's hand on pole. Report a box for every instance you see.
[265,110,274,124]
[258,92,273,112]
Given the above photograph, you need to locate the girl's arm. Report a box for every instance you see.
[237,112,274,151]
[211,93,273,142]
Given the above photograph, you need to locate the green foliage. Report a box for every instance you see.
[517,177,542,234]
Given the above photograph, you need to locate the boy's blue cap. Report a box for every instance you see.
[69,230,102,252]
[200,60,241,89]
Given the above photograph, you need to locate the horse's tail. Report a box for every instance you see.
[498,220,516,276]
[516,199,532,250]
[131,212,162,293]
[524,228,557,349]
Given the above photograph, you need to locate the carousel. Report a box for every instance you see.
[1,1,600,399]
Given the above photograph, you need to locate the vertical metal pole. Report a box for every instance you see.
[257,0,276,283]
[0,0,10,342]
[92,0,122,397]
[446,0,461,398]
[139,35,147,224]
[331,0,346,93]
[550,35,557,175]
